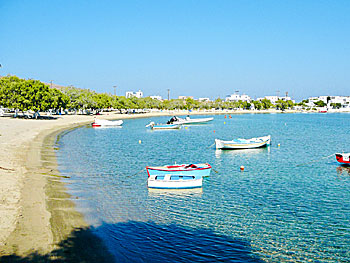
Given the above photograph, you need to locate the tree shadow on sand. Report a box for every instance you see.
[1,221,264,262]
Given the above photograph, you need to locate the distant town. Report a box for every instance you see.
[125,89,350,111]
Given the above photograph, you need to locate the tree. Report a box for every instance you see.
[252,100,262,110]
[261,99,272,109]
[314,100,326,107]
[0,75,69,112]
[330,103,342,109]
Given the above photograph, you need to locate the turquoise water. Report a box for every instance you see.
[57,113,350,262]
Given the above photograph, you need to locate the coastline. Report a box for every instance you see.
[0,111,195,257]
[0,109,345,257]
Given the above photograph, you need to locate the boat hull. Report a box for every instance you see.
[152,124,181,130]
[215,136,271,150]
[174,117,214,125]
[148,177,203,189]
[336,153,350,164]
[92,119,123,127]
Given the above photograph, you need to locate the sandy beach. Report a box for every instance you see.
[0,109,298,259]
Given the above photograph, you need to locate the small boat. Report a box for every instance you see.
[215,135,271,150]
[92,118,123,127]
[146,163,212,189]
[335,153,350,165]
[146,121,181,130]
[168,116,214,125]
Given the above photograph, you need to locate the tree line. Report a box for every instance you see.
[0,75,298,112]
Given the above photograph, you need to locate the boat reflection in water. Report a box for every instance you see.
[148,187,203,198]
[92,125,123,129]
[336,166,350,176]
[215,147,270,158]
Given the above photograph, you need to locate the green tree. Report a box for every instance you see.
[314,100,326,107]
[252,100,262,110]
[261,99,272,109]
[0,75,69,112]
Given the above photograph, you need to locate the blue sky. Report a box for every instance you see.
[0,0,349,100]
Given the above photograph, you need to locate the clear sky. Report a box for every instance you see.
[1,0,349,100]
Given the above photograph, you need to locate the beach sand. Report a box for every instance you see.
[0,109,294,259]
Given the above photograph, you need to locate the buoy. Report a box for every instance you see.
[214,130,216,133]
[225,115,227,118]
[139,140,142,144]
[224,122,226,124]
[278,143,280,147]
[240,166,245,171]
[185,127,188,129]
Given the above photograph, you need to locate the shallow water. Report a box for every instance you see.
[57,113,350,262]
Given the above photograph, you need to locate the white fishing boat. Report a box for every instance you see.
[146,121,181,130]
[92,118,123,127]
[146,163,211,189]
[168,116,214,125]
[215,135,271,149]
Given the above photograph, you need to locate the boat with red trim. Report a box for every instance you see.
[335,153,350,165]
[146,163,211,189]
[92,118,123,127]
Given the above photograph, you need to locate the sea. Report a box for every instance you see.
[56,113,350,262]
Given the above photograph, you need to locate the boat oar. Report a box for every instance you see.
[296,153,335,167]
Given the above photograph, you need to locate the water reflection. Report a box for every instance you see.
[148,188,202,198]
[215,147,269,158]
[336,165,350,176]
[92,126,123,129]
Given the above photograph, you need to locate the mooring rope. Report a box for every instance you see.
[207,142,216,149]
[296,153,335,167]
[212,168,219,174]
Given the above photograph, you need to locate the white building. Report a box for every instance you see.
[126,90,143,98]
[150,95,162,100]
[225,94,251,102]
[178,96,193,100]
[308,96,350,107]
[329,96,350,106]
[257,96,295,104]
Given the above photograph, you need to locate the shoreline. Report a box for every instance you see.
[0,111,201,257]
[0,109,347,257]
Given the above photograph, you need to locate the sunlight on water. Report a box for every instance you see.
[57,113,350,262]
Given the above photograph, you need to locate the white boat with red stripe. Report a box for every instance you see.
[92,118,123,127]
[146,163,211,189]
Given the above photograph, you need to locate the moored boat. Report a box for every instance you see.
[335,153,350,165]
[215,135,271,150]
[146,163,211,189]
[92,118,123,127]
[168,116,214,125]
[146,121,181,130]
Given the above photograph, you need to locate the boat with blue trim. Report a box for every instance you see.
[335,153,350,165]
[146,121,181,130]
[146,163,211,189]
